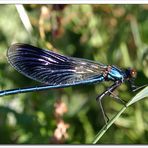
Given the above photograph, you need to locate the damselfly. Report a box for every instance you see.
[0,43,146,124]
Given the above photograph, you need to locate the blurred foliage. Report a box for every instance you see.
[0,4,147,144]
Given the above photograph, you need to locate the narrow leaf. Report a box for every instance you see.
[127,86,148,106]
[92,86,148,144]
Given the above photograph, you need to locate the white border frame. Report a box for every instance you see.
[0,0,147,147]
[0,0,148,4]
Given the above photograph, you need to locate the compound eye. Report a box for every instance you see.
[131,69,137,78]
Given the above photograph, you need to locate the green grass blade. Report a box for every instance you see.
[92,106,126,144]
[127,86,148,106]
[92,86,148,144]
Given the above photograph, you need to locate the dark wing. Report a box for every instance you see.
[7,43,107,86]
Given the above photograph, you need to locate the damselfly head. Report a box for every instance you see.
[126,68,147,92]
[130,69,137,78]
[125,68,137,80]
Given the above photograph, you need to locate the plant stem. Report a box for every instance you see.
[92,106,126,144]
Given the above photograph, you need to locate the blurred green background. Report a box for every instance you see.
[0,4,147,144]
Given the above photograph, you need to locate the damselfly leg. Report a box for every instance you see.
[109,90,127,106]
[96,81,126,124]
[132,84,148,92]
[128,78,148,92]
